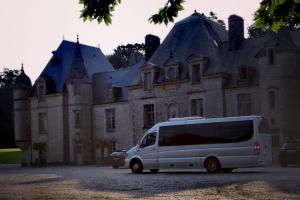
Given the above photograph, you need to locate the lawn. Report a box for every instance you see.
[0,148,21,164]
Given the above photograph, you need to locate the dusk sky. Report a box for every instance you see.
[0,0,261,82]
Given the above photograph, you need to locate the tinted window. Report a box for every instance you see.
[159,120,253,146]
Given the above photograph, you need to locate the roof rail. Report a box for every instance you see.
[168,116,204,121]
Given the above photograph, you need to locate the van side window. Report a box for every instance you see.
[141,132,157,147]
[159,120,253,146]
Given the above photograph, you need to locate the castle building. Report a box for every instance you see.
[14,12,300,166]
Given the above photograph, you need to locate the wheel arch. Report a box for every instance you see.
[203,154,221,169]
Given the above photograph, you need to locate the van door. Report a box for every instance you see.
[138,132,158,169]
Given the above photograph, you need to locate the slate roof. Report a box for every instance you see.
[35,40,113,93]
[14,67,32,89]
[149,12,228,74]
[93,59,144,104]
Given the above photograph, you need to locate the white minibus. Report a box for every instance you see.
[125,116,271,173]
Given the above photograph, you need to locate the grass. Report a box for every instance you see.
[0,148,21,164]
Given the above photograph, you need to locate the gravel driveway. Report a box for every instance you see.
[0,165,299,200]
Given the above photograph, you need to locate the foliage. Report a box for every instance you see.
[254,0,300,31]
[0,148,21,164]
[79,0,122,25]
[0,68,20,88]
[79,0,300,31]
[107,43,145,69]
[148,0,185,25]
[79,0,185,25]
[248,24,267,38]
[107,52,128,69]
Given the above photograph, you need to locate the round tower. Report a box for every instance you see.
[13,65,32,166]
[258,30,300,163]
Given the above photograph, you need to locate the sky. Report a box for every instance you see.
[0,0,262,82]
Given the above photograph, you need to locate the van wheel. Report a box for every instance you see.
[222,168,233,173]
[130,161,143,173]
[205,157,220,173]
[150,169,159,173]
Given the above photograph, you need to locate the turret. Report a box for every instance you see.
[13,65,32,166]
[65,37,93,165]
[256,30,300,163]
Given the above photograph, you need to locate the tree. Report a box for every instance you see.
[248,24,267,38]
[0,68,20,148]
[254,0,300,31]
[0,68,20,88]
[80,0,184,25]
[79,0,300,31]
[107,43,145,69]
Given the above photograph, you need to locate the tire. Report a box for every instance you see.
[222,168,233,173]
[205,157,220,173]
[150,169,159,173]
[130,160,143,173]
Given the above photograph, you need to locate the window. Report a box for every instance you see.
[38,112,47,134]
[74,110,81,128]
[141,132,157,147]
[73,81,80,95]
[110,141,116,153]
[143,71,152,91]
[159,120,253,146]
[191,99,204,117]
[192,64,201,83]
[144,104,155,128]
[38,84,45,101]
[106,108,115,132]
[107,87,113,100]
[239,67,248,80]
[168,103,178,119]
[269,90,277,110]
[268,49,274,65]
[237,94,252,116]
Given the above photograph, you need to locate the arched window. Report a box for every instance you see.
[168,103,178,119]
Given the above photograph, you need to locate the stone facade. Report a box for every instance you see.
[14,12,300,165]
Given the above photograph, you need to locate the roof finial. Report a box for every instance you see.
[76,34,79,43]
[21,63,24,74]
[194,10,197,13]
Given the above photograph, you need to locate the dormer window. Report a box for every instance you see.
[107,87,114,100]
[238,66,256,85]
[106,85,121,101]
[192,64,201,83]
[186,54,209,84]
[166,67,178,80]
[38,83,45,101]
[143,71,152,91]
[239,67,248,80]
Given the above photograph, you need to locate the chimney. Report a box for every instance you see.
[145,34,160,61]
[228,15,244,50]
